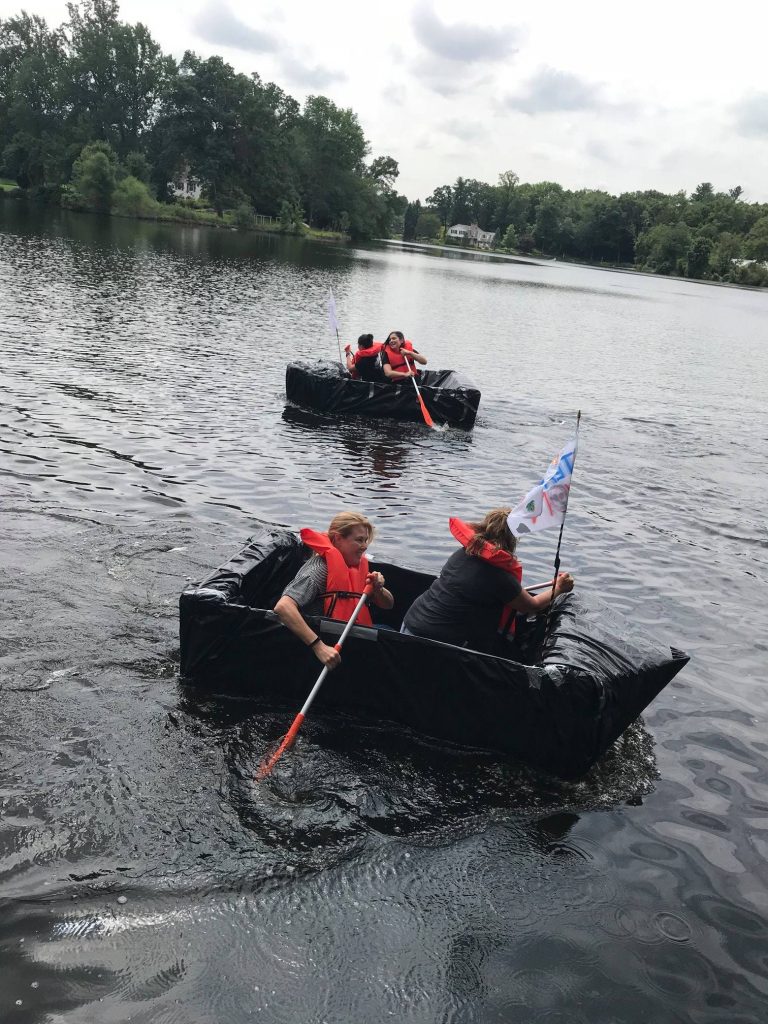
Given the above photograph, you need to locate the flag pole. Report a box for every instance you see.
[328,287,344,367]
[542,409,581,646]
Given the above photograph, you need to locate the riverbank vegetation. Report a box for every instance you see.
[405,175,768,287]
[1,2,766,285]
[0,1,405,238]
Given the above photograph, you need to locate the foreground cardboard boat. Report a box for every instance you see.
[179,526,689,779]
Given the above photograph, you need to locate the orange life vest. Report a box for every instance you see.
[384,340,420,376]
[448,518,523,636]
[300,528,374,626]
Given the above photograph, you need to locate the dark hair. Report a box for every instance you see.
[357,333,374,349]
[385,330,404,346]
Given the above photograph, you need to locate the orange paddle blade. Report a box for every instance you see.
[416,388,435,428]
[256,712,305,780]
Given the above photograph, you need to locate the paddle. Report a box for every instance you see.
[526,579,558,593]
[256,582,374,780]
[402,351,436,429]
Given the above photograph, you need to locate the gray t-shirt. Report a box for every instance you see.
[281,555,328,617]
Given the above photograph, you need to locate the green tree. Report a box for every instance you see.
[686,233,713,278]
[279,197,304,233]
[65,0,174,155]
[636,222,691,275]
[70,138,117,209]
[501,224,517,249]
[744,216,768,262]
[0,13,68,187]
[232,200,255,230]
[123,149,151,182]
[709,232,741,278]
[112,173,156,216]
[415,210,441,239]
[425,184,452,227]
[403,199,421,241]
[294,94,368,228]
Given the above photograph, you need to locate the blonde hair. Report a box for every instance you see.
[465,507,516,557]
[327,511,375,542]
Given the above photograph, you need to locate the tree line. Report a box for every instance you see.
[2,2,767,285]
[0,1,405,235]
[403,174,768,287]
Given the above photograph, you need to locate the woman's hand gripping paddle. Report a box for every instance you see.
[402,352,436,430]
[256,582,375,780]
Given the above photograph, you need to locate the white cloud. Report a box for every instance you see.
[193,0,277,53]
[411,1,520,63]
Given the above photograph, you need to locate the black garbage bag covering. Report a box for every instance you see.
[285,359,481,430]
[179,526,689,779]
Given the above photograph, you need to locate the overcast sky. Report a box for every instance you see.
[13,0,768,203]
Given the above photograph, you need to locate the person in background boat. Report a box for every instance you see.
[345,333,384,382]
[400,508,574,652]
[274,511,395,670]
[381,330,427,382]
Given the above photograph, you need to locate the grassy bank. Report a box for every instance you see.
[0,183,348,242]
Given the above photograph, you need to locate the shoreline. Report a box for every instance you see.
[0,188,348,243]
[377,238,768,293]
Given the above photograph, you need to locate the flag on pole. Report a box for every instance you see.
[328,287,339,334]
[507,436,578,536]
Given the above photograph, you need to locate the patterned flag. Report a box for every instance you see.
[507,436,577,536]
[328,287,339,333]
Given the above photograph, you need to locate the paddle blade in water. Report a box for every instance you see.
[256,712,305,780]
[417,390,435,429]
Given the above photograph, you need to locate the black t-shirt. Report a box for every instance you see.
[355,350,385,382]
[403,548,522,650]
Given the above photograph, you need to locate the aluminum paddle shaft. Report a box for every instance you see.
[257,583,374,779]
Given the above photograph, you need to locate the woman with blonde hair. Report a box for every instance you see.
[401,508,573,651]
[274,511,394,670]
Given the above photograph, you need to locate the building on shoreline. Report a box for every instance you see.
[169,166,202,200]
[446,223,496,248]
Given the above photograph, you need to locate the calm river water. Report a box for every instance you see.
[1,202,767,1023]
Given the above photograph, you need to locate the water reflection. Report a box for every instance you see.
[282,405,415,480]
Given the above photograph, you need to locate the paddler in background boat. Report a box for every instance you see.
[345,333,384,381]
[381,330,427,381]
[400,508,574,652]
[274,511,394,669]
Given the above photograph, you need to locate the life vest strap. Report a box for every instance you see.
[322,589,365,616]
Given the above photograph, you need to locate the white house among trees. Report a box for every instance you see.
[169,166,202,200]
[447,223,496,248]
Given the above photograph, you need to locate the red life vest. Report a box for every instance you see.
[448,518,523,636]
[350,342,383,380]
[384,340,420,377]
[300,528,374,626]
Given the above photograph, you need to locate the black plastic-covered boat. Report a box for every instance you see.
[285,359,481,429]
[179,526,689,779]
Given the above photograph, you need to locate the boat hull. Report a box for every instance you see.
[285,360,481,429]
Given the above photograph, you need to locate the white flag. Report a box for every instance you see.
[328,287,339,334]
[507,437,577,536]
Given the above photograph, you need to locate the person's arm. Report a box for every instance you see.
[344,346,355,373]
[403,350,427,367]
[509,573,574,615]
[367,571,394,610]
[274,595,341,668]
[383,361,412,381]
